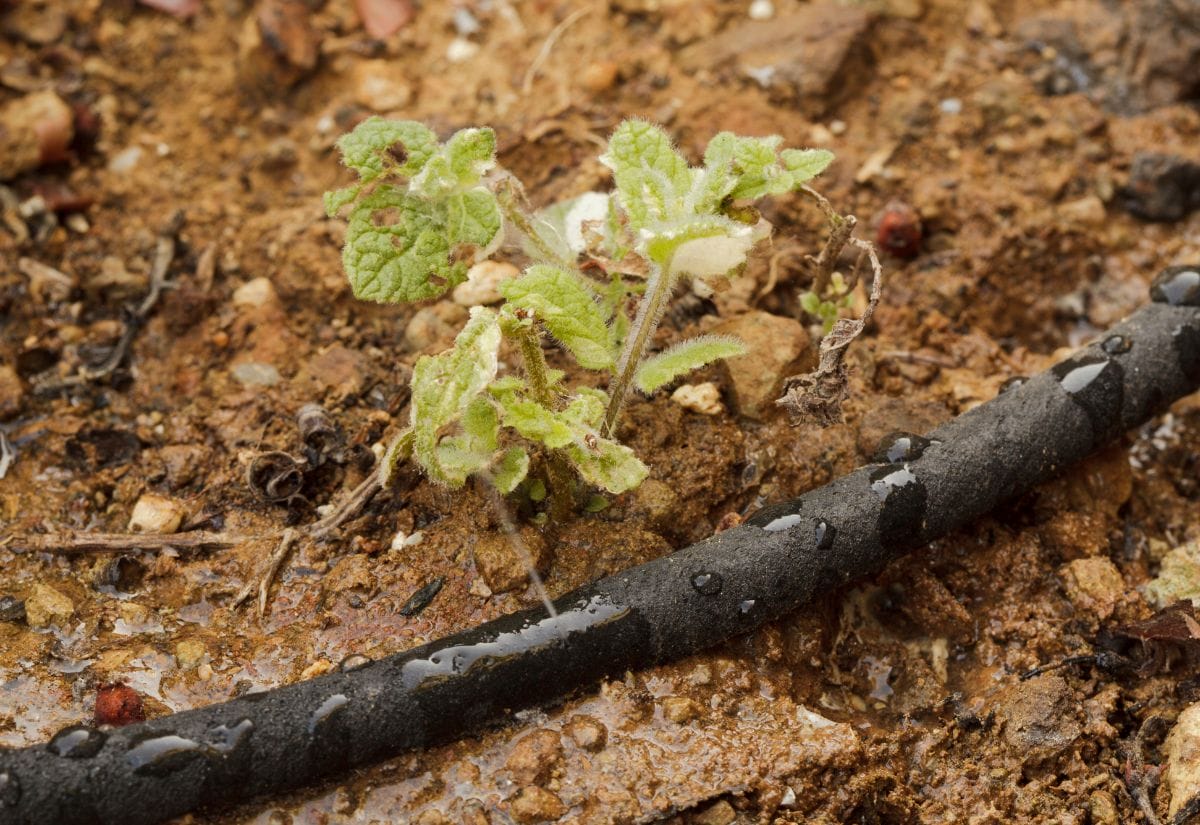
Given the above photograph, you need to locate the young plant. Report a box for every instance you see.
[325,117,834,517]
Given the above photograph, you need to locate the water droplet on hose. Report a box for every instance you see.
[48,725,107,758]
[0,772,20,807]
[208,719,254,755]
[998,376,1027,394]
[869,464,919,501]
[1050,355,1125,445]
[745,501,802,532]
[738,599,757,615]
[1150,265,1200,306]
[127,734,206,777]
[814,520,836,550]
[868,464,928,546]
[339,654,372,672]
[1101,334,1132,355]
[873,432,935,464]
[308,694,349,735]
[691,571,723,596]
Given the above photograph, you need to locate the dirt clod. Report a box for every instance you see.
[473,528,548,595]
[23,583,74,630]
[505,729,563,786]
[1058,556,1126,620]
[509,786,566,824]
[714,311,811,419]
[563,715,607,752]
[128,494,185,534]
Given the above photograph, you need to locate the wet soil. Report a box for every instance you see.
[1,0,1199,823]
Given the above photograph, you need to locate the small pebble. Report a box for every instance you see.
[563,715,607,751]
[231,362,282,387]
[671,382,724,415]
[452,261,518,307]
[446,37,479,62]
[748,0,774,19]
[509,787,566,824]
[232,276,278,309]
[128,494,185,534]
[353,59,413,111]
[662,696,702,723]
[94,683,145,727]
[24,583,74,629]
[582,61,620,94]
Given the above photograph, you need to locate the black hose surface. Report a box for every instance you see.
[2,269,1199,825]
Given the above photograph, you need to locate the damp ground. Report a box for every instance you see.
[2,1,1200,823]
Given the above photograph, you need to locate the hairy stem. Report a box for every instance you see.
[512,323,575,520]
[602,261,677,438]
[494,177,578,272]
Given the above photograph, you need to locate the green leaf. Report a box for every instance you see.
[410,308,502,485]
[584,494,610,513]
[781,148,835,183]
[446,188,503,255]
[560,386,608,429]
[433,396,500,486]
[499,265,616,370]
[642,215,756,277]
[492,447,530,494]
[324,185,361,217]
[342,185,465,303]
[601,120,694,231]
[565,437,648,494]
[634,334,746,393]
[445,127,497,185]
[496,396,575,449]
[335,117,438,183]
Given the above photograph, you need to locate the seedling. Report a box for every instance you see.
[325,118,835,517]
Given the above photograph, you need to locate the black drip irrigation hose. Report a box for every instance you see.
[2,267,1199,825]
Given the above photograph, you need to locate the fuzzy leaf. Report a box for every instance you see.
[432,396,499,486]
[601,120,694,231]
[342,185,465,303]
[634,335,747,393]
[335,117,438,183]
[499,265,616,370]
[781,148,835,182]
[446,188,503,256]
[379,429,414,487]
[324,185,361,217]
[496,396,574,449]
[701,133,833,201]
[642,215,756,277]
[446,127,497,184]
[492,447,530,494]
[565,437,648,494]
[561,387,608,429]
[410,308,501,485]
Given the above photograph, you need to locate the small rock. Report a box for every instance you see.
[305,344,368,400]
[1088,790,1119,825]
[473,528,548,594]
[874,200,922,258]
[94,683,145,727]
[670,382,724,415]
[353,59,413,111]
[693,800,736,825]
[232,276,279,309]
[0,365,24,420]
[157,444,206,490]
[0,90,74,180]
[231,361,282,387]
[581,61,620,94]
[1144,541,1200,608]
[996,674,1081,757]
[505,729,563,786]
[128,494,185,534]
[1057,194,1107,227]
[562,715,607,752]
[713,310,812,419]
[175,639,208,669]
[0,595,27,623]
[107,146,143,174]
[404,304,468,352]
[1059,557,1126,619]
[662,696,702,723]
[354,0,414,38]
[24,583,74,629]
[677,3,872,114]
[238,0,321,94]
[452,261,519,307]
[509,786,566,824]
[1166,703,1200,819]
[1120,153,1200,223]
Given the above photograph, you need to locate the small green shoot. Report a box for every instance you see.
[326,117,839,519]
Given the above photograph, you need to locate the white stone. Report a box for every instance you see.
[128,493,185,534]
[671,382,724,415]
[232,276,277,308]
[452,260,519,306]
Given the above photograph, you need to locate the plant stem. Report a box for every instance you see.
[602,261,676,438]
[494,177,577,272]
[512,323,575,521]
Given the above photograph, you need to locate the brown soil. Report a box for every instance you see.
[2,0,1199,823]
